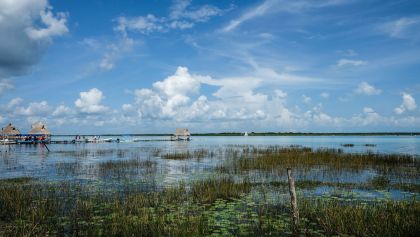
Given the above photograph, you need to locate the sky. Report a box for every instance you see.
[0,0,419,134]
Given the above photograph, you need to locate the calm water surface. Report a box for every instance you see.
[1,136,419,192]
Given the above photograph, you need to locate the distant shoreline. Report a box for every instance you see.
[51,132,420,136]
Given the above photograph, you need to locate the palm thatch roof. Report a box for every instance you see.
[29,121,50,135]
[1,123,21,135]
[174,128,190,136]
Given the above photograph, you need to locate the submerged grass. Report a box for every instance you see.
[0,178,418,236]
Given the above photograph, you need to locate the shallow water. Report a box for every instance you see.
[1,135,419,200]
[52,135,420,154]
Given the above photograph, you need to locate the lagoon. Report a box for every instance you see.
[1,135,419,236]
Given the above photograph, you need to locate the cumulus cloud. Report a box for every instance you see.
[337,59,367,67]
[0,79,13,96]
[128,66,295,126]
[52,105,75,117]
[133,67,202,119]
[303,105,341,126]
[275,89,287,98]
[320,92,329,99]
[7,97,23,108]
[302,95,311,104]
[153,67,201,97]
[355,82,381,95]
[15,101,50,116]
[75,88,108,114]
[25,7,68,41]
[394,92,417,114]
[363,107,375,113]
[353,107,381,126]
[0,0,68,79]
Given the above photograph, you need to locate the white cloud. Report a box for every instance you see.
[354,107,381,126]
[394,92,417,114]
[275,89,287,98]
[128,66,296,126]
[122,103,134,112]
[99,37,135,71]
[75,88,108,114]
[363,107,375,113]
[223,0,276,32]
[222,0,349,32]
[133,67,202,119]
[169,0,224,22]
[0,79,13,96]
[15,101,50,116]
[337,59,367,67]
[114,1,223,35]
[52,105,75,117]
[0,0,68,78]
[379,17,420,39]
[355,82,381,95]
[153,67,200,97]
[7,97,23,108]
[25,7,68,41]
[114,14,165,35]
[302,95,311,104]
[320,92,329,99]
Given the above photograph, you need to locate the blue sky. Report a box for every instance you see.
[0,0,419,134]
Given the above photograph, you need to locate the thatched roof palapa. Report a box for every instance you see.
[29,121,50,135]
[174,128,190,136]
[1,123,21,135]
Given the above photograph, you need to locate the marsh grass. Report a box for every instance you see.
[217,146,419,174]
[300,199,420,237]
[162,149,212,160]
[98,159,158,178]
[0,178,418,237]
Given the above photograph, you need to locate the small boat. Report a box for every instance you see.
[102,138,113,142]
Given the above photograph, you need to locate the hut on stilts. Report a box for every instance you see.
[1,123,21,144]
[27,121,51,142]
[170,128,191,141]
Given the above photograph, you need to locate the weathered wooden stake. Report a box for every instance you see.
[287,168,299,227]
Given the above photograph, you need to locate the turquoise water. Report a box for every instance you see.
[51,135,420,154]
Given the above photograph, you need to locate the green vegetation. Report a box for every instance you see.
[216,146,419,174]
[0,178,418,236]
[162,149,212,160]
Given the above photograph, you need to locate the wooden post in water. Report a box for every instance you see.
[287,168,299,227]
[43,143,50,152]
